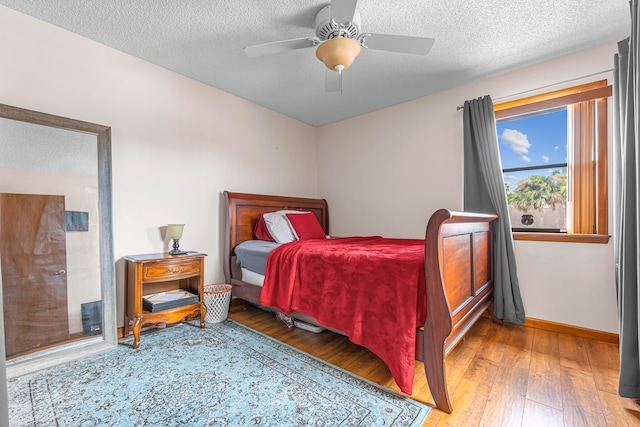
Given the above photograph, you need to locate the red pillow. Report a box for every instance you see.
[285,212,326,240]
[254,213,276,242]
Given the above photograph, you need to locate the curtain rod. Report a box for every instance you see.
[455,68,615,111]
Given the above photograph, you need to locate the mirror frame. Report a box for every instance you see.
[0,103,116,378]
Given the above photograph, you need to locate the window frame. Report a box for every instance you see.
[494,80,611,244]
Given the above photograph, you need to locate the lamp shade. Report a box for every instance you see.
[168,224,185,240]
[316,37,362,71]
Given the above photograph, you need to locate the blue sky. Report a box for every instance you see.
[496,108,568,193]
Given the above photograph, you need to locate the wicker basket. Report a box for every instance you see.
[203,284,232,324]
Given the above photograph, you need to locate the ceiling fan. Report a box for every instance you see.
[244,0,435,92]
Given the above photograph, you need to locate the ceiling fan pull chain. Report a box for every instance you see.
[335,64,344,94]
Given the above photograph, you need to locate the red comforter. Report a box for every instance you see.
[260,236,427,395]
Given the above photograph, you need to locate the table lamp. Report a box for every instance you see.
[168,224,187,255]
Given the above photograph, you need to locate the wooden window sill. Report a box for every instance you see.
[512,232,610,244]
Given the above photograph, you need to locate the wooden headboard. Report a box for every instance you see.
[223,191,329,284]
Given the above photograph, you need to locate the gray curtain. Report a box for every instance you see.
[463,95,525,324]
[614,1,640,398]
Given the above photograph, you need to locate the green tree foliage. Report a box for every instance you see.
[507,170,566,212]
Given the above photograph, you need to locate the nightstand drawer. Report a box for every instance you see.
[143,260,201,281]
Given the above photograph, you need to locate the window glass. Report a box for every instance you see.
[497,108,568,231]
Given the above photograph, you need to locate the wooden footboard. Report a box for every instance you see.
[419,209,497,413]
[224,191,497,414]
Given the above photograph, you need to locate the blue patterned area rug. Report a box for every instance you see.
[8,320,430,426]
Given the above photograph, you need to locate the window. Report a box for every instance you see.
[495,81,611,243]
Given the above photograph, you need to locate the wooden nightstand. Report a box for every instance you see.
[124,252,207,348]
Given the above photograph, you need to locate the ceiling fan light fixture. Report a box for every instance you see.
[315,37,361,72]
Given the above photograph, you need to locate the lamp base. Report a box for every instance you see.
[169,238,187,255]
[169,250,188,255]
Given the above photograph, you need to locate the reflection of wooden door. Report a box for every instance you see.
[0,193,70,357]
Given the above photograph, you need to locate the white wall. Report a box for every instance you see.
[0,6,319,329]
[318,42,619,334]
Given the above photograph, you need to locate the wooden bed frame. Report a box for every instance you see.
[223,191,498,413]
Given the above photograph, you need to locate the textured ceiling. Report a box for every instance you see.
[0,0,630,126]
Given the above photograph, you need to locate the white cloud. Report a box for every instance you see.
[501,129,531,154]
[522,155,532,162]
[554,145,560,151]
[542,155,550,163]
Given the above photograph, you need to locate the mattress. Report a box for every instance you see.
[234,240,280,276]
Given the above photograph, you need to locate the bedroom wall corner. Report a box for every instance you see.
[317,41,619,334]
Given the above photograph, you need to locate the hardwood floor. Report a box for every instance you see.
[228,300,640,426]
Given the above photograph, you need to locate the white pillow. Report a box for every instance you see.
[263,210,306,243]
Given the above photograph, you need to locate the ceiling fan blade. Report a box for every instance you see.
[325,70,340,92]
[331,0,358,24]
[244,37,318,58]
[362,34,435,55]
